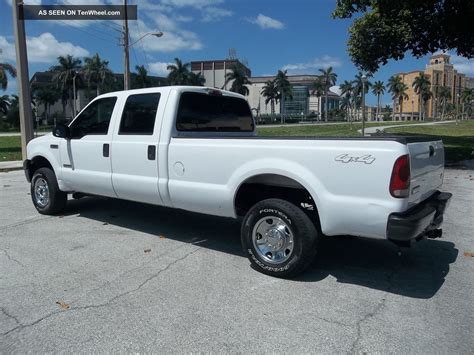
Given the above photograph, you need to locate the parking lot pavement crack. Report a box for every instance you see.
[1,247,200,338]
[1,249,25,267]
[349,270,395,353]
[1,308,21,326]
[0,215,55,233]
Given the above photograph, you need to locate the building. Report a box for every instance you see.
[395,54,473,119]
[247,75,340,118]
[190,59,251,91]
[191,60,341,119]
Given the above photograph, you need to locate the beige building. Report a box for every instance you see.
[396,54,473,119]
[190,59,251,91]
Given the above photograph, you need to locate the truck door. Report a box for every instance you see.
[60,96,118,197]
[110,92,163,205]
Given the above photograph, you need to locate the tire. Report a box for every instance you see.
[31,167,67,215]
[241,198,319,278]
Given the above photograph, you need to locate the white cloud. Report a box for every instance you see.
[132,19,202,52]
[201,6,232,22]
[161,0,223,8]
[282,56,343,74]
[148,61,172,76]
[4,0,41,5]
[451,55,474,75]
[0,33,89,63]
[248,14,284,30]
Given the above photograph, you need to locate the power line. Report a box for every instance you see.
[57,20,113,43]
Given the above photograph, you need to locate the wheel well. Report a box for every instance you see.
[28,156,54,180]
[234,174,320,225]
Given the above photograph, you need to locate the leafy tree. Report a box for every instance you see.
[50,55,82,119]
[333,0,474,72]
[438,86,452,121]
[134,64,149,89]
[261,80,279,116]
[0,94,10,115]
[0,63,17,91]
[224,63,251,95]
[33,87,60,125]
[371,80,385,121]
[318,67,337,122]
[188,72,206,86]
[412,73,432,121]
[460,88,473,120]
[167,58,190,85]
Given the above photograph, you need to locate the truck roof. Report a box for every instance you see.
[96,86,246,100]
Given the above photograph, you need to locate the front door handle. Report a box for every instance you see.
[103,143,110,157]
[147,145,156,160]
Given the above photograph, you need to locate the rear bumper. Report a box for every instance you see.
[387,191,452,242]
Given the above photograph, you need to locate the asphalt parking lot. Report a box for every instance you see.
[1,168,473,353]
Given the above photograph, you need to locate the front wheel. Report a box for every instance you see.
[31,167,67,215]
[241,198,319,278]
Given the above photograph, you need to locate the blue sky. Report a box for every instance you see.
[1,0,473,105]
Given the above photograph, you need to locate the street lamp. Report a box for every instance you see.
[123,30,163,91]
[361,74,367,136]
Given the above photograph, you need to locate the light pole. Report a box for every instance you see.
[456,93,460,125]
[361,74,367,136]
[12,0,34,160]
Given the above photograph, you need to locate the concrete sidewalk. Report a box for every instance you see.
[0,160,22,172]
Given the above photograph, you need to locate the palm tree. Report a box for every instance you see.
[50,55,82,119]
[412,73,431,121]
[438,86,451,121]
[167,58,190,85]
[352,73,372,122]
[33,87,60,125]
[274,70,292,122]
[224,63,251,95]
[0,63,17,91]
[0,95,10,115]
[83,53,112,96]
[261,80,279,116]
[339,80,354,126]
[387,75,404,120]
[134,64,149,89]
[188,72,206,86]
[319,67,337,122]
[371,81,385,121]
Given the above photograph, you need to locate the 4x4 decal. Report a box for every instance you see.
[335,154,376,164]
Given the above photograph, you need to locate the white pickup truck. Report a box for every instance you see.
[24,86,452,277]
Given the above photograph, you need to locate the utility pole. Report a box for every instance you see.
[12,0,34,160]
[123,0,130,90]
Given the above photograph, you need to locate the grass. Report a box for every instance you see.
[385,121,474,164]
[0,136,21,162]
[257,121,418,137]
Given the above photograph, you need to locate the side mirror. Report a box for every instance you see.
[52,124,70,139]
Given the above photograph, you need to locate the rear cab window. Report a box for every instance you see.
[176,91,254,133]
[119,93,161,135]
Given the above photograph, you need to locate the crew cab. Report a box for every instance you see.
[24,86,452,277]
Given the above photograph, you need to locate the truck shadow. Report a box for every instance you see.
[65,196,458,300]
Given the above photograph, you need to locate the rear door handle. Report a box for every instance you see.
[147,145,156,160]
[103,143,110,157]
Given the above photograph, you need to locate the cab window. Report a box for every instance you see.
[119,93,161,135]
[70,97,117,138]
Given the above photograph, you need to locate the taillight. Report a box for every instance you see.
[390,154,410,198]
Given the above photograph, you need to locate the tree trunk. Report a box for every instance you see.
[324,92,328,122]
[442,100,446,120]
[376,94,381,121]
[461,103,465,120]
[392,101,396,121]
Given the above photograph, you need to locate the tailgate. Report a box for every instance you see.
[407,139,444,206]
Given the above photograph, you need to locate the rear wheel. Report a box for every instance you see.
[241,198,319,278]
[31,167,67,215]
